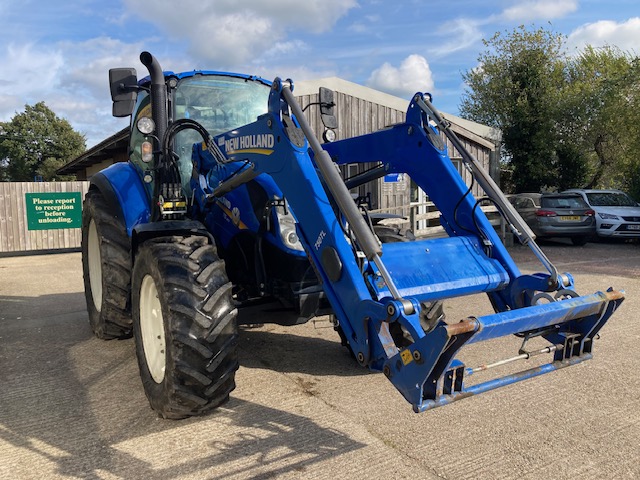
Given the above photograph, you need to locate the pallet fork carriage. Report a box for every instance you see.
[83,52,624,418]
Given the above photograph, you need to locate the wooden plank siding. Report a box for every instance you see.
[0,181,89,253]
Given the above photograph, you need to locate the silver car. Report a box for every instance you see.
[509,193,596,245]
[563,189,640,238]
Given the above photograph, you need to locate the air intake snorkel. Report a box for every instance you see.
[140,51,168,150]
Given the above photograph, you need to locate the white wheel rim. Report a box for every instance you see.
[88,219,102,312]
[139,274,166,383]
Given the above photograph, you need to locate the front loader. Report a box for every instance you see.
[82,52,624,418]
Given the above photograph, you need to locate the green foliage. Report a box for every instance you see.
[460,25,640,195]
[555,143,588,191]
[0,102,86,182]
[559,46,639,190]
[461,26,566,193]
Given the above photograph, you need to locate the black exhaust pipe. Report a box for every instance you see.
[140,51,170,221]
[140,51,168,150]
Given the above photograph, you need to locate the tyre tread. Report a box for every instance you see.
[132,235,239,419]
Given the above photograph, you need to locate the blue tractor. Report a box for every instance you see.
[82,52,624,419]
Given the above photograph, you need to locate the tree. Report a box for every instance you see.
[460,26,566,193]
[0,102,86,182]
[460,25,640,196]
[559,46,640,192]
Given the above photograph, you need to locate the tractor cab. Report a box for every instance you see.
[110,68,272,198]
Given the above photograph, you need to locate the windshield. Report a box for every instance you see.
[586,192,637,207]
[172,75,271,193]
[174,75,270,135]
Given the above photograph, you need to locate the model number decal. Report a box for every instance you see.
[314,230,326,250]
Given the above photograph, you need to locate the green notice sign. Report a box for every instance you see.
[25,192,82,230]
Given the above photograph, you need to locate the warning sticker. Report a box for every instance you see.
[400,349,413,366]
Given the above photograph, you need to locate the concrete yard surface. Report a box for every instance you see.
[0,240,639,479]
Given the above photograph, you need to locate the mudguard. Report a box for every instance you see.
[90,162,151,237]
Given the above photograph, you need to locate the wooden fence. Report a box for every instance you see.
[0,182,90,254]
[370,201,511,244]
[0,182,511,254]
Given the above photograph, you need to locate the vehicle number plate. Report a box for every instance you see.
[559,216,581,221]
[627,224,640,230]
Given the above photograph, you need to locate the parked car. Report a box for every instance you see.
[509,192,596,245]
[562,189,640,238]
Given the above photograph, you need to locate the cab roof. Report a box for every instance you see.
[138,70,272,87]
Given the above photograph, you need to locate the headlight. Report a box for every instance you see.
[137,116,155,135]
[598,212,619,220]
[322,129,336,142]
[277,209,304,251]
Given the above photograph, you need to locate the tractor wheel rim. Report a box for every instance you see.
[139,274,166,383]
[88,219,102,312]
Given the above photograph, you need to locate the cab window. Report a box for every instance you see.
[172,75,271,193]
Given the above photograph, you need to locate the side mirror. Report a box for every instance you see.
[109,68,138,117]
[319,87,337,129]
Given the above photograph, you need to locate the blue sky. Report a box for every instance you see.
[0,0,638,148]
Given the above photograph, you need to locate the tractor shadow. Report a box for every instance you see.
[0,292,365,479]
[237,320,371,378]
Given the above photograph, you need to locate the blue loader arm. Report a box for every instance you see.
[210,80,624,412]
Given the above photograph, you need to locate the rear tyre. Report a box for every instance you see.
[132,235,239,419]
[81,189,132,339]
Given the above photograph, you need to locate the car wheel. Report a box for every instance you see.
[571,236,588,246]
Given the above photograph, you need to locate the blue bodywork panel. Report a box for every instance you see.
[190,141,307,258]
[93,162,150,236]
[369,236,509,302]
[140,70,272,87]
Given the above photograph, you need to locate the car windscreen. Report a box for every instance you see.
[541,196,588,209]
[585,192,637,207]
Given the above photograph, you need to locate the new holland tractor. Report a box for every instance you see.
[81,52,624,419]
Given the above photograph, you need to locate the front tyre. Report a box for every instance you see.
[132,235,239,419]
[81,189,132,339]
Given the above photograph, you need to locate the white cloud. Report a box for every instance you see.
[0,39,143,147]
[367,54,435,98]
[60,38,146,98]
[122,0,358,66]
[431,18,484,57]
[0,43,64,116]
[259,40,309,60]
[501,0,577,21]
[348,12,380,33]
[567,17,640,52]
[428,1,577,57]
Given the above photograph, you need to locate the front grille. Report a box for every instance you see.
[614,225,640,233]
[621,216,640,222]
